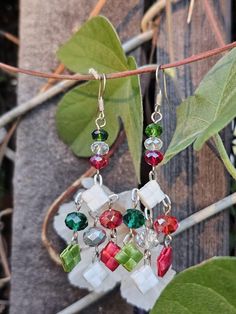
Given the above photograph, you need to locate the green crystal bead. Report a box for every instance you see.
[123,209,145,229]
[145,123,163,137]
[60,244,81,272]
[91,129,109,141]
[114,242,143,272]
[65,212,88,231]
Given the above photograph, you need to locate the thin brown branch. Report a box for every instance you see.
[203,0,225,47]
[1,41,235,81]
[0,120,18,166]
[0,30,19,45]
[187,0,195,24]
[88,0,107,19]
[41,130,126,265]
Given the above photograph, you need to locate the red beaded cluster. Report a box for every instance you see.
[100,209,123,229]
[144,150,163,166]
[100,241,121,271]
[154,215,179,234]
[90,155,109,170]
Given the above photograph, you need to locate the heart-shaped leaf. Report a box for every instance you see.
[151,257,236,314]
[57,16,128,74]
[165,48,236,163]
[56,16,142,180]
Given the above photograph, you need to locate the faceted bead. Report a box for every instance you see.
[114,242,143,272]
[99,209,123,229]
[131,265,158,294]
[123,209,145,229]
[91,129,108,141]
[157,246,172,277]
[144,137,163,151]
[135,228,159,249]
[101,241,121,271]
[83,227,106,247]
[83,261,108,288]
[60,244,81,272]
[90,154,109,170]
[144,150,163,166]
[145,123,163,137]
[154,215,179,234]
[65,212,88,231]
[91,141,109,155]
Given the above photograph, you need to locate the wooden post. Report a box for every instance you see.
[10,1,143,313]
[156,0,231,271]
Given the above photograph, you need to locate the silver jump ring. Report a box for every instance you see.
[94,173,103,186]
[108,194,119,206]
[95,116,106,129]
[151,111,163,123]
[74,192,82,207]
[149,169,158,181]
[164,234,172,247]
[144,207,153,220]
[131,188,139,207]
[71,231,78,244]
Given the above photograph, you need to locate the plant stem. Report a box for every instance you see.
[0,41,236,81]
[214,133,236,180]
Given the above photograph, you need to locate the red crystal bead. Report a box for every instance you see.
[157,246,172,277]
[100,241,121,271]
[99,209,123,229]
[90,154,109,170]
[144,150,163,166]
[154,215,178,234]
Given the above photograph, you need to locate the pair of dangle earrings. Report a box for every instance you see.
[59,67,179,294]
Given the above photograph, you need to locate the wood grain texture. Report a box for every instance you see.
[11,1,143,313]
[155,0,231,271]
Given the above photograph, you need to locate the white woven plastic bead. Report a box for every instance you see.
[83,262,108,288]
[137,180,165,209]
[82,184,109,213]
[131,265,158,294]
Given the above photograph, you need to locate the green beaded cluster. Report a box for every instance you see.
[60,244,81,272]
[123,208,145,229]
[145,123,163,137]
[91,129,109,141]
[65,212,88,231]
[115,242,143,272]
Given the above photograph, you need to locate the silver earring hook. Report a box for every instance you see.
[98,73,106,101]
[151,65,163,123]
[89,68,107,129]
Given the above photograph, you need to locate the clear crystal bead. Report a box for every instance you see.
[91,141,109,155]
[135,228,159,249]
[144,137,163,150]
[83,227,106,247]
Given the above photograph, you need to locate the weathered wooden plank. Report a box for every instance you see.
[155,0,231,271]
[10,1,143,313]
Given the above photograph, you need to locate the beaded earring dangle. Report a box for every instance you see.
[59,67,178,294]
[60,70,125,288]
[116,67,179,294]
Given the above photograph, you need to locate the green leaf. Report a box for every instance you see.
[56,16,142,180]
[57,16,128,73]
[151,257,236,314]
[165,48,236,163]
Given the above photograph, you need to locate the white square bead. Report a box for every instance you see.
[83,262,107,288]
[82,184,109,212]
[137,180,165,209]
[131,265,158,294]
